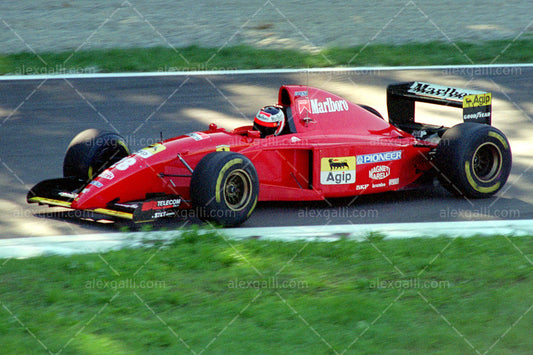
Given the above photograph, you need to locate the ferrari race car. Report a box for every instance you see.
[28,82,512,226]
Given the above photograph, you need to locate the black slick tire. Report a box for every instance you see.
[435,123,511,198]
[63,129,130,180]
[190,152,259,226]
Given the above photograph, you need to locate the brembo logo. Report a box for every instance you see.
[310,97,349,114]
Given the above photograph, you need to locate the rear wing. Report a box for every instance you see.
[387,81,492,126]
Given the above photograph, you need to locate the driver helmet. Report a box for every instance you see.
[253,105,286,137]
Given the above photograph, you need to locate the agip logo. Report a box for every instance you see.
[463,93,491,108]
[462,93,492,124]
[320,157,356,185]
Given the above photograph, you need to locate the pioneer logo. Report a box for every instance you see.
[310,97,349,114]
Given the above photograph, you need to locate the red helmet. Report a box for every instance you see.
[253,105,286,137]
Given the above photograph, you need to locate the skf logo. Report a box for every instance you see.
[320,157,356,185]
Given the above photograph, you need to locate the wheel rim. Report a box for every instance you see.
[224,169,252,211]
[472,142,502,183]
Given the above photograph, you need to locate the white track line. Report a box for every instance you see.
[1,219,532,259]
[1,63,532,81]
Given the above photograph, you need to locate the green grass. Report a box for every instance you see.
[1,38,532,75]
[1,232,532,354]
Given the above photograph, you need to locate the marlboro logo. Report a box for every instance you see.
[298,97,349,115]
[408,82,474,100]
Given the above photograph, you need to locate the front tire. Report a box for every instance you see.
[190,152,259,226]
[63,129,130,180]
[435,123,511,198]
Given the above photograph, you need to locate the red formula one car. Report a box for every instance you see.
[28,82,512,226]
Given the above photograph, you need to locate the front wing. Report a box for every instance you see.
[27,177,182,223]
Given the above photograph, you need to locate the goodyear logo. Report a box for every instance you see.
[320,156,356,185]
[463,93,491,108]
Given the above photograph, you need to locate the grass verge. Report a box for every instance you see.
[1,232,532,354]
[1,38,532,75]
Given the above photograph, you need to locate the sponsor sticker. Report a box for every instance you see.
[320,156,356,185]
[135,143,167,159]
[408,82,473,100]
[90,180,103,188]
[99,170,115,180]
[216,145,230,152]
[462,93,492,123]
[463,111,491,121]
[141,198,182,211]
[157,198,181,208]
[310,97,349,114]
[297,97,349,115]
[291,136,302,143]
[298,98,311,115]
[153,210,175,219]
[389,178,399,186]
[463,93,491,108]
[357,151,402,165]
[369,165,390,180]
[294,90,308,97]
[187,132,209,141]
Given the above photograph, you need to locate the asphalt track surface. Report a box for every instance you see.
[1,65,532,238]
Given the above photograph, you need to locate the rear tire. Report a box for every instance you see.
[435,123,511,198]
[63,129,130,180]
[190,152,259,226]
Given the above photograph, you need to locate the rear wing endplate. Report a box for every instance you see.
[387,81,492,126]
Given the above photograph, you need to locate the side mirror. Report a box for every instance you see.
[247,130,261,139]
